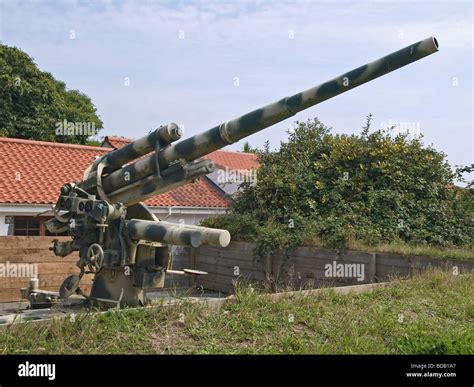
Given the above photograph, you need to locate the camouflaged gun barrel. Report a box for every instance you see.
[108,159,215,206]
[126,219,230,248]
[88,123,182,175]
[100,36,438,194]
[161,222,231,248]
[127,219,202,247]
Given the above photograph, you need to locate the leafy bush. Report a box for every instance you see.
[201,117,474,259]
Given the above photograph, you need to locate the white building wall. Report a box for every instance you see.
[0,215,9,235]
[0,204,53,236]
[152,207,226,226]
[0,204,227,236]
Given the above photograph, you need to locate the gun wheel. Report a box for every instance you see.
[87,243,104,273]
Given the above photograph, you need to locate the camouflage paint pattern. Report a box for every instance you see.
[127,219,203,248]
[107,159,215,205]
[83,123,182,179]
[41,37,439,309]
[90,267,145,307]
[161,222,231,248]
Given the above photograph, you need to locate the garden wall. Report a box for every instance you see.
[172,241,474,294]
[1,238,472,301]
[0,237,93,302]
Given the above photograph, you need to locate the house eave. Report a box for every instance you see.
[0,203,227,215]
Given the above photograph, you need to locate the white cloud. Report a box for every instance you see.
[0,0,471,167]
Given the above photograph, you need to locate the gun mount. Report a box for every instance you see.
[28,37,438,308]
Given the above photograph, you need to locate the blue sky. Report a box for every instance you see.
[0,0,472,174]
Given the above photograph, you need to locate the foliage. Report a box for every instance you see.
[202,117,474,259]
[454,164,474,189]
[0,44,103,144]
[242,141,258,153]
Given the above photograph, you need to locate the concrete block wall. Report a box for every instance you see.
[172,242,474,294]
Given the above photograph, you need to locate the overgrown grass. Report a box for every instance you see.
[346,240,474,261]
[297,235,474,261]
[0,270,472,354]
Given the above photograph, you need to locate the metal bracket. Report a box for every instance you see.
[219,121,235,144]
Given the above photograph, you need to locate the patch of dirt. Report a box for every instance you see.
[150,323,197,354]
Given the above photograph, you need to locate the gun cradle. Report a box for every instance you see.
[27,37,438,308]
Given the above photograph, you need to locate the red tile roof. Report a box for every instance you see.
[0,137,229,208]
[205,150,259,170]
[102,136,133,149]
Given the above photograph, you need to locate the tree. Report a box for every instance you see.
[203,118,474,257]
[0,44,103,144]
[242,141,258,153]
[454,164,474,189]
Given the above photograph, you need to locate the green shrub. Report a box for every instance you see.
[202,117,474,259]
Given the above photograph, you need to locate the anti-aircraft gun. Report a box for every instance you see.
[25,37,439,308]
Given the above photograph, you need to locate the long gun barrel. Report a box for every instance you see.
[127,219,231,248]
[91,37,438,205]
[45,36,439,308]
